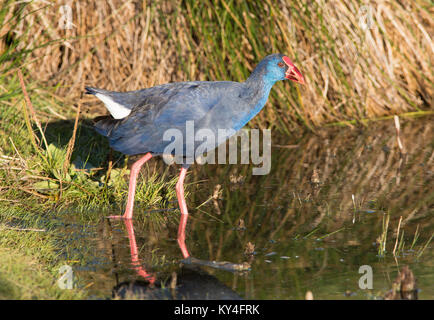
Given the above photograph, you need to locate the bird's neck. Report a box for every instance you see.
[244,71,276,101]
[231,71,275,131]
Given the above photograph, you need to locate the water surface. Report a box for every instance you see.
[58,117,433,299]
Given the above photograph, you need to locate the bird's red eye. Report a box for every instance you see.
[278,62,285,68]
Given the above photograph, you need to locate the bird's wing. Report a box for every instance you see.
[86,81,235,120]
[100,81,243,155]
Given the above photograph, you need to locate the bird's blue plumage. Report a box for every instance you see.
[89,54,292,157]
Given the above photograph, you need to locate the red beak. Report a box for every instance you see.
[283,56,304,84]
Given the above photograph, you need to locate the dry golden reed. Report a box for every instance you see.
[4,0,434,130]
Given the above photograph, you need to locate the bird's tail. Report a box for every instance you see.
[87,87,117,136]
[85,86,132,119]
[87,86,124,137]
[85,86,107,95]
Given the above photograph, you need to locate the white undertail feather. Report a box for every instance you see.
[95,93,131,119]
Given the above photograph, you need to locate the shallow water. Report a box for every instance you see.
[58,117,433,299]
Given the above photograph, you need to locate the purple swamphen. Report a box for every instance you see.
[86,54,304,258]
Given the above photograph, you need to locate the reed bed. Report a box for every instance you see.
[1,0,433,132]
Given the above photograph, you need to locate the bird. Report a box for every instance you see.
[86,53,304,259]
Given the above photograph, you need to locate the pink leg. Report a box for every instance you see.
[124,219,155,283]
[176,166,190,258]
[108,153,153,219]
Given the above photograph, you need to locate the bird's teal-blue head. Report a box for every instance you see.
[248,53,305,85]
